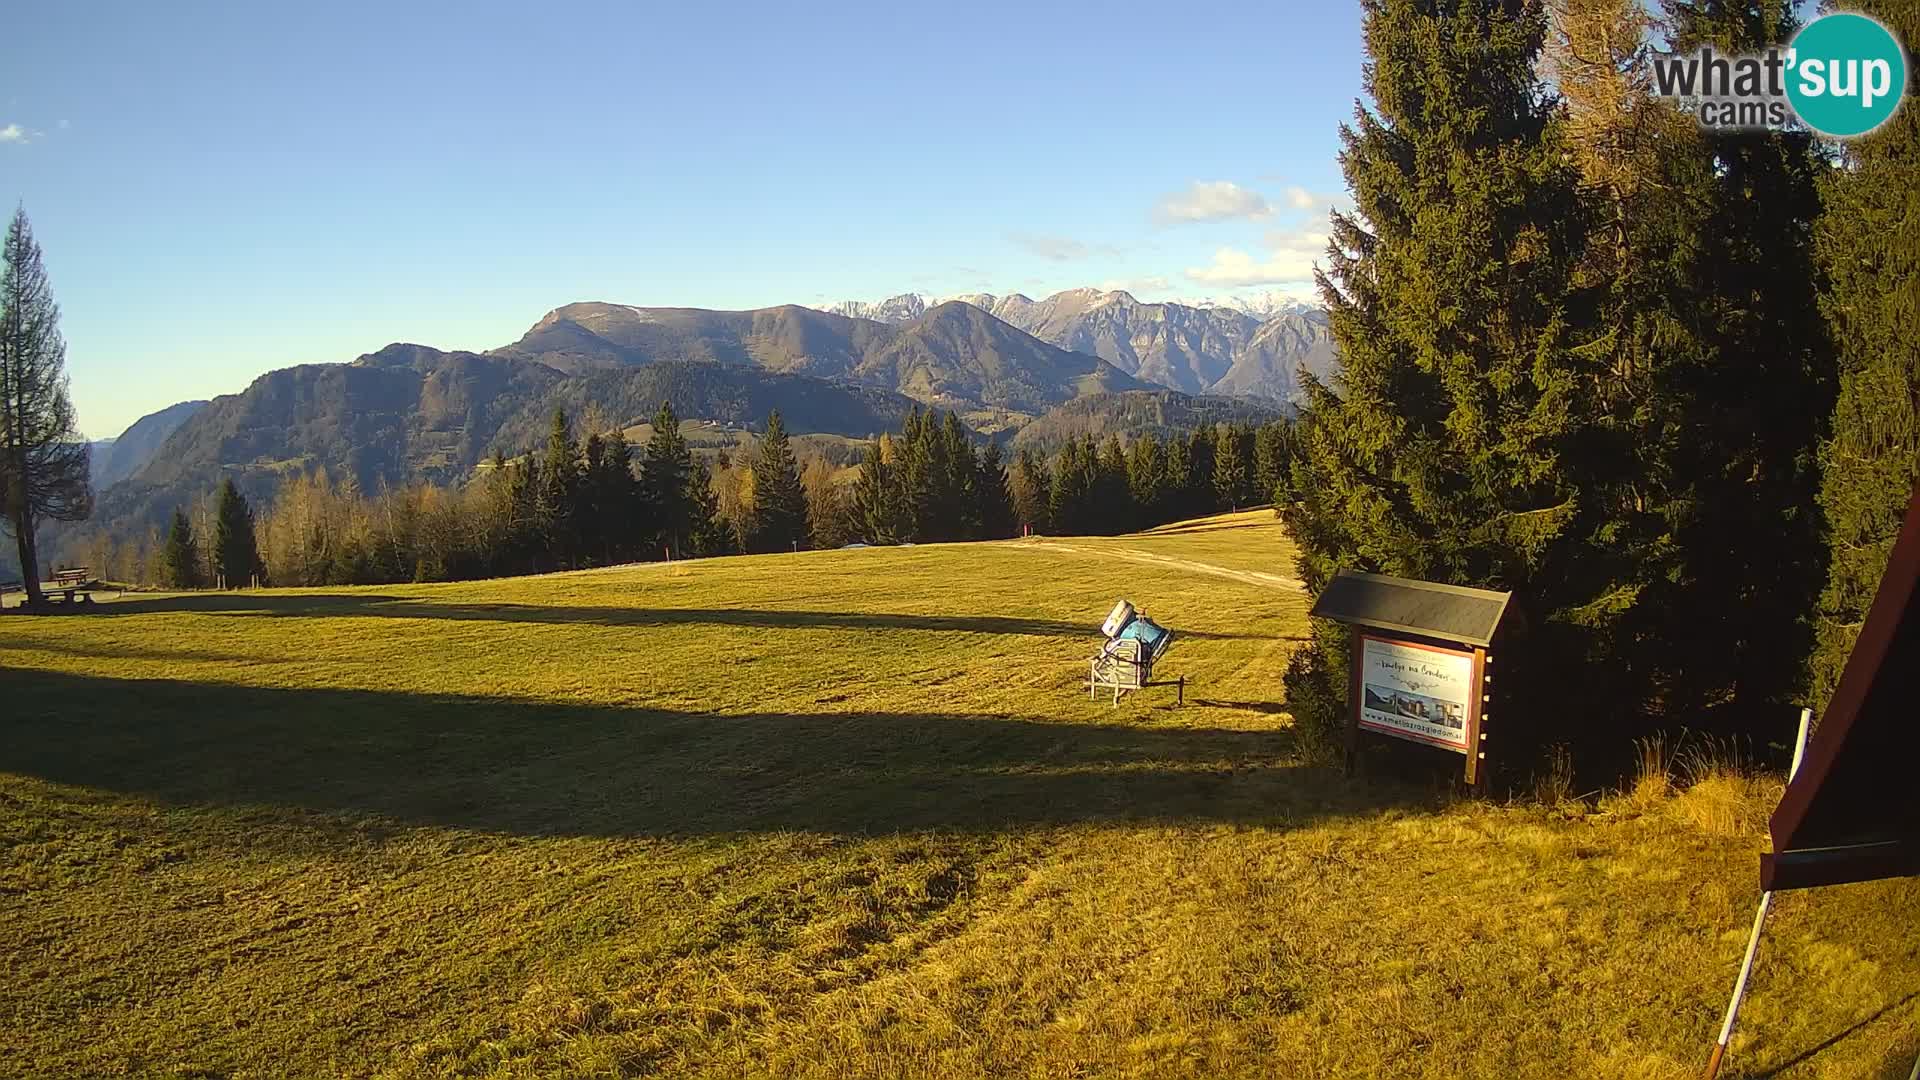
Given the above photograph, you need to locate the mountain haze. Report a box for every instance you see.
[89,400,209,490]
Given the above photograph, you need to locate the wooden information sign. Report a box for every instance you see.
[1308,570,1512,788]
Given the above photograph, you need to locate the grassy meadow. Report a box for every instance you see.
[3,511,1917,1078]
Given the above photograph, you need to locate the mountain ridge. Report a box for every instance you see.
[819,288,1337,406]
[490,299,1147,413]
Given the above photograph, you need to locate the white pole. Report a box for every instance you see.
[1703,707,1814,1080]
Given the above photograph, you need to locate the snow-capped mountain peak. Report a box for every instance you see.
[812,286,1334,410]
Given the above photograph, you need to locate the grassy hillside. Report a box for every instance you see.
[3,513,1916,1078]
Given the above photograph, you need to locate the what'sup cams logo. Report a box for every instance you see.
[1651,11,1908,137]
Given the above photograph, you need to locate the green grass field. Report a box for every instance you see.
[3,512,1917,1078]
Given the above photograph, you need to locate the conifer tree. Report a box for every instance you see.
[1212,425,1252,511]
[1253,422,1293,505]
[1128,433,1167,525]
[211,477,259,588]
[579,431,609,564]
[1011,448,1051,534]
[162,508,200,589]
[747,410,807,553]
[1807,0,1920,712]
[1163,435,1194,521]
[1654,0,1835,727]
[851,441,901,544]
[686,460,736,557]
[1094,436,1129,534]
[643,401,694,559]
[0,209,91,602]
[1282,0,1596,761]
[1049,437,1096,535]
[600,430,641,562]
[1184,425,1216,518]
[901,407,943,541]
[941,411,979,539]
[976,441,1016,539]
[539,409,581,568]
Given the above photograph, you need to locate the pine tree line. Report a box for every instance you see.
[843,408,1018,545]
[126,402,1218,587]
[837,406,1295,545]
[122,401,757,589]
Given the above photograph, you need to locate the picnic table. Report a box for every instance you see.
[45,566,95,604]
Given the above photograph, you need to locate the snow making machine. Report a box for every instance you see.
[1089,600,1181,706]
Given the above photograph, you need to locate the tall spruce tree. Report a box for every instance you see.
[1184,426,1217,519]
[1163,435,1194,522]
[539,409,582,568]
[686,460,736,557]
[1282,0,1598,763]
[1550,0,1724,720]
[1213,425,1253,511]
[1094,436,1130,534]
[1807,0,1920,713]
[748,410,807,552]
[600,430,641,562]
[1049,437,1096,535]
[941,411,979,540]
[976,441,1016,539]
[1011,447,1051,534]
[1127,433,1167,525]
[900,407,943,541]
[0,209,91,602]
[851,440,901,544]
[162,508,200,589]
[211,477,259,588]
[643,401,694,559]
[1253,422,1292,505]
[1655,0,1835,730]
[579,432,610,564]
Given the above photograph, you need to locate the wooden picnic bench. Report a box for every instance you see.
[48,566,94,604]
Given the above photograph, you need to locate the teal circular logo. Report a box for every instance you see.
[1786,12,1908,138]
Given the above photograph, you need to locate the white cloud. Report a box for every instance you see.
[1184,247,1320,287]
[1183,205,1336,287]
[0,123,38,144]
[1009,232,1120,262]
[1152,181,1272,224]
[1285,186,1317,209]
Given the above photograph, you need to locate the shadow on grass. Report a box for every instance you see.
[0,669,1422,841]
[1752,989,1920,1079]
[62,593,1252,639]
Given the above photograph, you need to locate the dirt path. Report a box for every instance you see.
[1027,540,1306,593]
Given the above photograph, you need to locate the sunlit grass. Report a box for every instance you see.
[2,513,1915,1077]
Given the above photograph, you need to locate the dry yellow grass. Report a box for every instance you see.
[2,511,1916,1078]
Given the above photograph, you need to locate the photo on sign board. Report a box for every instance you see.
[1363,683,1465,730]
[1357,635,1475,753]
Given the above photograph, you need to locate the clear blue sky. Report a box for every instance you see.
[5,1,1363,437]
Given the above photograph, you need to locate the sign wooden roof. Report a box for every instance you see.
[1307,570,1513,648]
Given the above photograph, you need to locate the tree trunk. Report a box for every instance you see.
[12,504,40,605]
[9,437,41,604]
